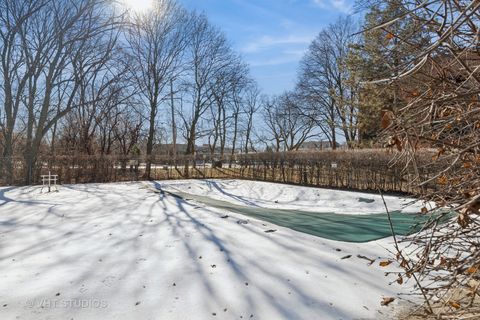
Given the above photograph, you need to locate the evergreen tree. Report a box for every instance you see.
[351,0,431,144]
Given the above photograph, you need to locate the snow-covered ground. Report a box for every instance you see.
[161,179,427,214]
[0,180,416,320]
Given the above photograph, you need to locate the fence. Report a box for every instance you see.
[0,149,442,195]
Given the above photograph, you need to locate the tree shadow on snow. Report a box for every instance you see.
[0,181,393,320]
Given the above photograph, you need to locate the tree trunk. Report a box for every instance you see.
[145,101,157,180]
[2,130,14,185]
[170,80,177,168]
[230,112,239,168]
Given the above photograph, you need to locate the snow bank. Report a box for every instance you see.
[0,181,416,319]
[160,179,428,214]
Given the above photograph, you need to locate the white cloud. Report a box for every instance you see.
[331,0,352,13]
[242,34,315,53]
[312,0,328,8]
[248,48,307,67]
[312,0,352,13]
[249,56,300,67]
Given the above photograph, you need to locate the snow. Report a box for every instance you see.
[0,181,416,320]
[160,179,427,214]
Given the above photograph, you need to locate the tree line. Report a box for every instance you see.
[1,0,477,190]
[0,0,432,184]
[0,0,264,184]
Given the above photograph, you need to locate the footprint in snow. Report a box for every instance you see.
[102,276,116,287]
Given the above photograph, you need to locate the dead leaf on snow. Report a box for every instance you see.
[381,297,395,306]
[379,260,392,267]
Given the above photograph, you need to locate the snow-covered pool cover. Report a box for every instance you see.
[159,179,438,242]
[0,181,419,319]
[159,189,437,243]
[160,179,427,215]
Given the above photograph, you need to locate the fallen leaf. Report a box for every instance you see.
[449,301,461,309]
[439,256,447,267]
[396,274,403,285]
[458,213,471,228]
[381,110,394,129]
[467,265,478,274]
[437,175,448,185]
[381,297,395,306]
[463,162,473,169]
[379,260,392,267]
[385,32,395,40]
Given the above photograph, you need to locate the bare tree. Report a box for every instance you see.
[298,16,360,149]
[262,93,316,152]
[180,14,234,159]
[229,63,251,161]
[207,56,249,162]
[60,29,126,156]
[126,0,189,179]
[11,0,123,184]
[242,83,262,154]
[0,0,49,184]
[262,96,284,152]
[112,109,143,160]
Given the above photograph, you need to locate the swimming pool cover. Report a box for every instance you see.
[165,190,451,243]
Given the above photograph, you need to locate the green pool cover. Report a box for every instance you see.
[166,190,452,243]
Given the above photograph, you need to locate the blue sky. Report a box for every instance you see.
[180,0,355,95]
